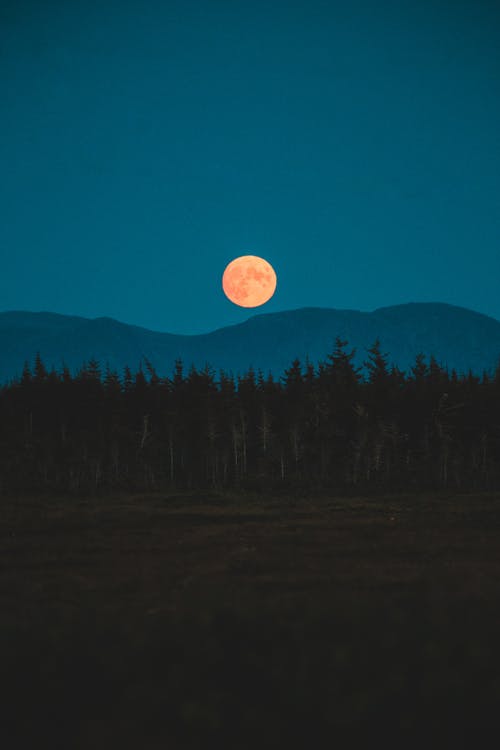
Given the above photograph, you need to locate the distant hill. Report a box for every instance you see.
[1,303,500,383]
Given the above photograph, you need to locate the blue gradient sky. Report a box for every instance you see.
[1,0,499,333]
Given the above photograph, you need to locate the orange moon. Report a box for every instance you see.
[222,255,277,308]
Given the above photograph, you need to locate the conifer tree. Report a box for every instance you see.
[34,352,48,383]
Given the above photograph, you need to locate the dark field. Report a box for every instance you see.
[2,492,500,748]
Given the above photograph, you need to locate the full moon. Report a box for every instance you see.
[222,255,277,308]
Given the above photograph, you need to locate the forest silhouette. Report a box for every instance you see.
[4,340,500,747]
[2,338,500,494]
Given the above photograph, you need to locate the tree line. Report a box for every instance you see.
[1,339,500,494]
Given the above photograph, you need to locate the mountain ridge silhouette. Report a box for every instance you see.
[1,302,499,382]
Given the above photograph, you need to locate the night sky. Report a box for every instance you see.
[1,0,499,334]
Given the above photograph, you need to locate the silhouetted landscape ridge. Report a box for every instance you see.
[1,302,500,382]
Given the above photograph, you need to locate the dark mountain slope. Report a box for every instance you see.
[1,303,499,383]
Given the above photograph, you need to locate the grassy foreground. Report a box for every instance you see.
[2,491,500,748]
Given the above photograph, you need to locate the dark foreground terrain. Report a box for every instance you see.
[2,492,500,748]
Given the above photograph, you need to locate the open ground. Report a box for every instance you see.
[2,491,500,748]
